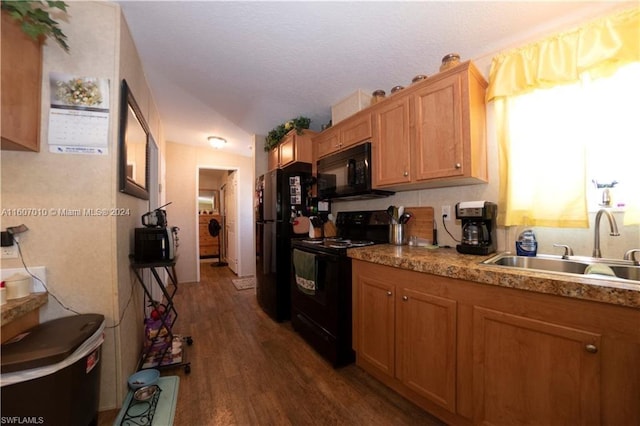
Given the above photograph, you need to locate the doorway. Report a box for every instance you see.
[196,167,238,282]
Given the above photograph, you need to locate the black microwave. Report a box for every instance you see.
[134,226,179,262]
[316,142,394,201]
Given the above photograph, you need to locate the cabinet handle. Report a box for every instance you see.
[403,171,409,177]
[387,291,392,296]
[455,163,461,169]
[402,295,408,301]
[585,344,598,354]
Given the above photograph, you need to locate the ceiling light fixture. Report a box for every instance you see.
[208,136,227,149]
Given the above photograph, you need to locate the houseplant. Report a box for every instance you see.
[264,116,311,152]
[1,0,69,52]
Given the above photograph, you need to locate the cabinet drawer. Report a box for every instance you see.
[200,245,218,256]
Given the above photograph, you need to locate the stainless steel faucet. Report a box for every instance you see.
[624,249,640,265]
[592,209,619,258]
[553,243,574,259]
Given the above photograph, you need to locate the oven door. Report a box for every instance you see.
[291,246,350,336]
[291,243,356,366]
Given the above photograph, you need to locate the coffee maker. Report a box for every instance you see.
[455,201,497,255]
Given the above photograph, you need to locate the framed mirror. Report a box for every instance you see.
[198,189,219,214]
[118,79,150,200]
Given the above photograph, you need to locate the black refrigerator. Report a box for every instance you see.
[255,162,312,321]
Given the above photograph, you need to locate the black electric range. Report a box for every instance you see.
[292,210,390,255]
[290,210,390,367]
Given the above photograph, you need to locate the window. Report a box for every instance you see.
[506,62,639,219]
[583,63,640,212]
[487,7,639,226]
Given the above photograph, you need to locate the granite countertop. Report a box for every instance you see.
[347,245,640,309]
[1,292,48,326]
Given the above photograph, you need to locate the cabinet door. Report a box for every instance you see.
[1,12,42,151]
[314,126,340,160]
[473,306,601,426]
[267,147,279,171]
[413,72,464,181]
[278,133,295,168]
[371,97,412,187]
[397,287,457,413]
[356,274,395,378]
[340,113,372,149]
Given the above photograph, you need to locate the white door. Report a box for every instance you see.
[225,171,238,273]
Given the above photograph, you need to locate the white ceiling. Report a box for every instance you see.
[116,1,632,157]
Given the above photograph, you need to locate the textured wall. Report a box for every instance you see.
[165,141,255,283]
[0,1,167,410]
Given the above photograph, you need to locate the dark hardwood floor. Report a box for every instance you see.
[100,263,445,425]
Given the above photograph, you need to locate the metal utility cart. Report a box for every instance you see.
[130,258,193,374]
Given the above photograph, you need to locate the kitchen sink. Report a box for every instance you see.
[482,253,640,283]
[608,265,640,281]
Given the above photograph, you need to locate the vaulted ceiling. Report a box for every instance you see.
[116,1,632,157]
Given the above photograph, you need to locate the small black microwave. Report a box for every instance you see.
[316,142,394,201]
[134,227,178,262]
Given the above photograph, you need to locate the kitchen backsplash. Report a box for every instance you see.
[332,196,639,259]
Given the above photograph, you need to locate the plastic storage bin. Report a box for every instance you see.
[1,313,105,426]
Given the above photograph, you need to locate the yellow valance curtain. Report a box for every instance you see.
[486,7,640,227]
[487,7,640,102]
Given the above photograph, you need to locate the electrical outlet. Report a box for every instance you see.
[442,205,451,221]
[1,243,18,259]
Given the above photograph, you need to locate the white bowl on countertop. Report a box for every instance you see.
[4,273,31,300]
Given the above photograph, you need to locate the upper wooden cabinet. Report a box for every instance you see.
[371,61,488,191]
[1,12,43,152]
[412,63,487,185]
[267,129,315,171]
[313,110,372,160]
[371,96,412,187]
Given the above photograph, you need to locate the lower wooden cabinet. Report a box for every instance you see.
[352,260,640,426]
[397,288,457,413]
[355,265,457,414]
[356,274,395,377]
[473,306,601,425]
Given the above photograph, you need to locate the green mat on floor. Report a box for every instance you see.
[114,375,179,425]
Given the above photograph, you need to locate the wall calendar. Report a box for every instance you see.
[48,72,110,155]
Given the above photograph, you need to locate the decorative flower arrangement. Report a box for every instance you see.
[55,78,103,106]
[264,116,311,152]
[1,0,70,52]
